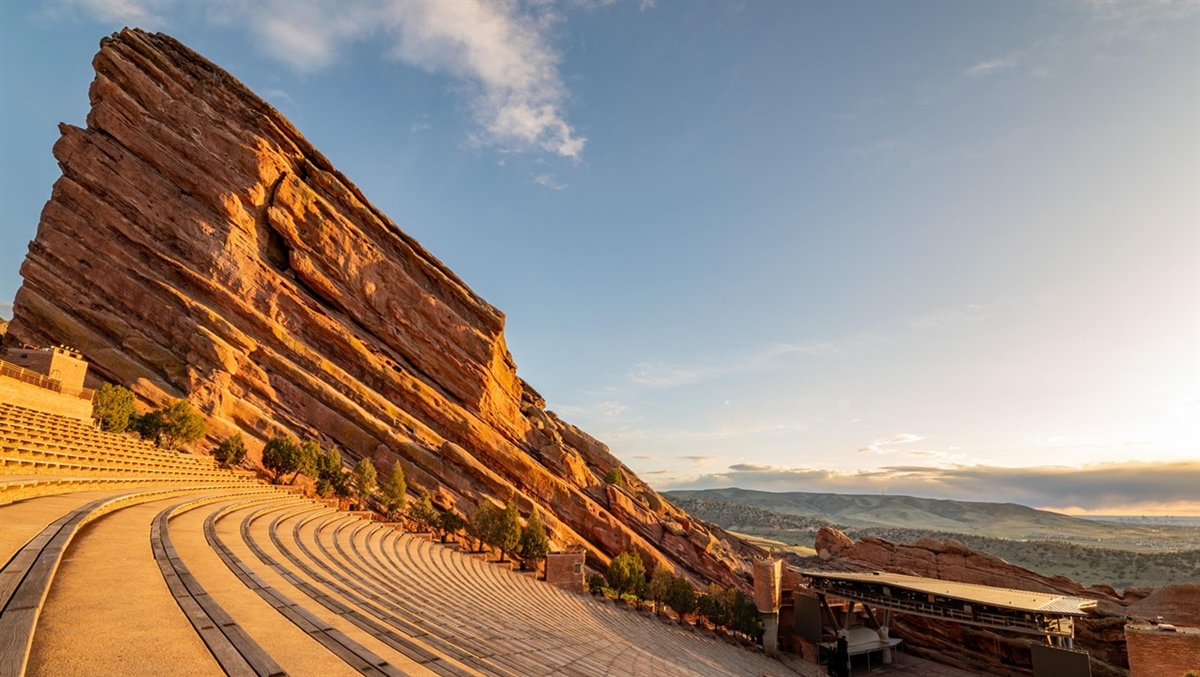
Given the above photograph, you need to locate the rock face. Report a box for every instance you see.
[5,29,753,588]
[809,526,1186,677]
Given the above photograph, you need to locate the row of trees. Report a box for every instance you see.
[587,552,762,639]
[90,383,553,570]
[91,384,209,450]
[92,384,209,450]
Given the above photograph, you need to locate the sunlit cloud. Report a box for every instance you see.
[858,433,926,454]
[659,460,1200,515]
[73,0,586,160]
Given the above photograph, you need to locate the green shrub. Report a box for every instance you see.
[213,433,246,467]
[604,466,628,488]
[587,573,607,596]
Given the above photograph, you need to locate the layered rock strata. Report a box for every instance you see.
[6,29,752,587]
[809,527,1191,677]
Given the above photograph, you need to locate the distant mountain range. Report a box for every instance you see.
[663,487,1200,588]
[663,487,1193,544]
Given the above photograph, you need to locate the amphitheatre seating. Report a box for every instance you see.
[0,402,810,676]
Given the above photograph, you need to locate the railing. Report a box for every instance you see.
[0,359,95,401]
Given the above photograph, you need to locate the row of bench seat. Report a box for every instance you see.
[0,403,810,676]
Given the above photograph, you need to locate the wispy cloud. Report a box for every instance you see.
[662,460,1200,514]
[1085,0,1200,40]
[74,0,586,160]
[77,0,165,25]
[858,433,926,454]
[906,303,990,329]
[0,300,12,320]
[628,341,840,388]
[534,173,568,190]
[965,55,1020,77]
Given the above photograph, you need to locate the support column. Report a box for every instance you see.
[762,612,780,657]
[877,625,892,664]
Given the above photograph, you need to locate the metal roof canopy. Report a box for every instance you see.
[801,570,1097,639]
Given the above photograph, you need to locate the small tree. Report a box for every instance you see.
[439,511,465,544]
[213,433,247,467]
[517,508,550,571]
[606,551,646,599]
[729,588,763,639]
[603,466,628,488]
[648,564,673,615]
[129,410,166,445]
[380,462,407,519]
[298,439,322,479]
[92,383,135,433]
[697,583,729,627]
[313,446,342,497]
[667,576,697,620]
[466,502,498,553]
[587,573,607,596]
[262,436,301,484]
[157,400,207,450]
[352,458,377,508]
[490,500,522,562]
[410,493,439,533]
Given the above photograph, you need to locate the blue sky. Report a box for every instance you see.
[1,1,1197,514]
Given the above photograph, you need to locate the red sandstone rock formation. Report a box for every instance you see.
[5,28,753,589]
[808,526,1188,677]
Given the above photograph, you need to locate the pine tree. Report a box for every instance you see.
[648,564,673,615]
[352,458,377,507]
[380,462,407,519]
[490,501,522,562]
[517,508,550,571]
[466,502,498,552]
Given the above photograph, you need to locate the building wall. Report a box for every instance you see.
[7,346,89,392]
[545,552,585,594]
[1126,624,1200,677]
[0,374,93,421]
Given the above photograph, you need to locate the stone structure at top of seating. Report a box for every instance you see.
[6,345,89,393]
[544,551,586,594]
[0,345,94,421]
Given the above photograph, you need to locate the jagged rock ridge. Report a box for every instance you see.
[6,28,753,587]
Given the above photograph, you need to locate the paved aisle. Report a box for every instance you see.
[27,495,220,676]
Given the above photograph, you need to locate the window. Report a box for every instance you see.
[573,563,582,574]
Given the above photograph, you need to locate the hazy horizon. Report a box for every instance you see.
[1,2,1196,517]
